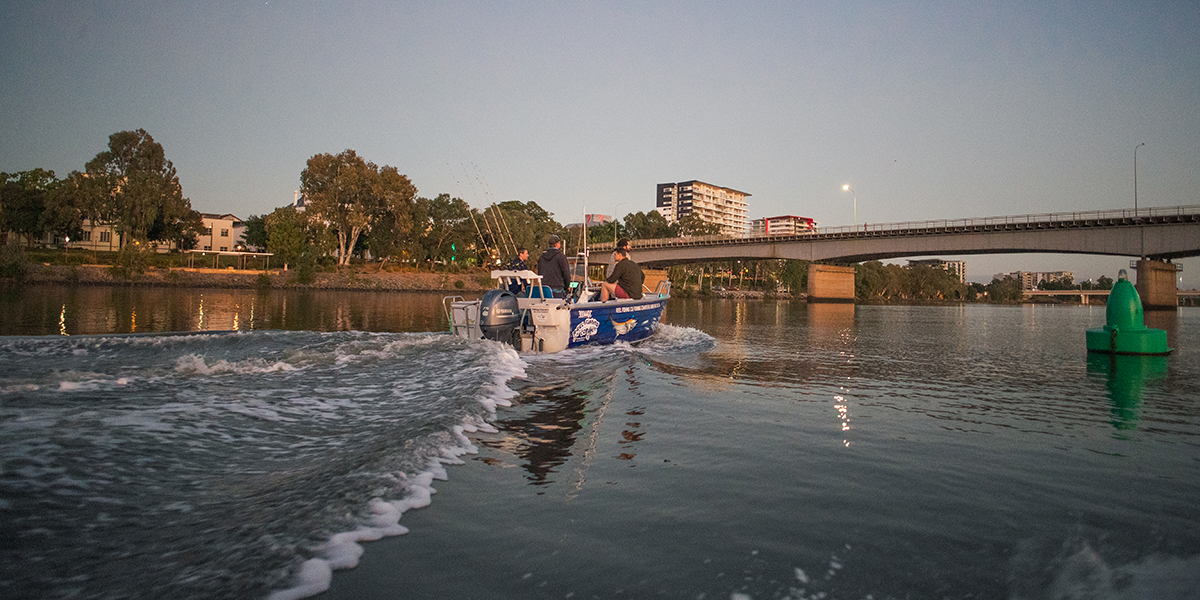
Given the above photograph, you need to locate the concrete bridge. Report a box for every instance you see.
[598,205,1200,308]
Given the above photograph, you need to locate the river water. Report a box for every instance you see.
[1,285,1198,600]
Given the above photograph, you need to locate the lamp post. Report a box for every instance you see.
[1135,142,1145,257]
[842,185,856,226]
[613,202,626,245]
[1134,142,1144,212]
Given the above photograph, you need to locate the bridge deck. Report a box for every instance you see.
[595,204,1200,266]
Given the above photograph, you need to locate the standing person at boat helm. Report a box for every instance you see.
[537,234,572,298]
[601,247,644,301]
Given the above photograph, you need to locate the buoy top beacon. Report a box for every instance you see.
[1085,270,1172,355]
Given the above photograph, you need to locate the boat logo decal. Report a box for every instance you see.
[612,318,637,335]
[572,317,600,342]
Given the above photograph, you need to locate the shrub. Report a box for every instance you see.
[454,279,465,289]
[0,245,31,281]
[292,259,317,284]
[256,272,273,290]
[110,243,151,280]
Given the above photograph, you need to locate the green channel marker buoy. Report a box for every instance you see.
[1086,269,1172,355]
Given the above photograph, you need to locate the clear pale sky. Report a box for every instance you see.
[3,1,1198,283]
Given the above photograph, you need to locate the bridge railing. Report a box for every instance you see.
[816,204,1200,236]
[594,204,1200,250]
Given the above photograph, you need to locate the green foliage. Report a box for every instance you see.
[0,244,31,280]
[0,169,59,246]
[415,194,473,270]
[83,129,201,246]
[854,261,966,301]
[110,241,151,280]
[986,276,1023,303]
[675,212,722,236]
[265,206,312,270]
[621,210,674,239]
[241,214,268,251]
[292,256,317,284]
[454,279,465,289]
[302,150,417,266]
[256,272,273,290]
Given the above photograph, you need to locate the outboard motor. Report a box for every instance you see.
[478,289,521,346]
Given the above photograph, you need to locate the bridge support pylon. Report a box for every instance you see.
[1135,259,1179,310]
[807,264,856,303]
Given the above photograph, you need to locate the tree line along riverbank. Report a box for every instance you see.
[8,263,494,292]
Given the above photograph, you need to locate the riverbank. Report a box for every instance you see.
[14,264,493,292]
[13,264,806,298]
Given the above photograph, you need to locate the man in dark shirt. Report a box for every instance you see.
[536,235,572,298]
[504,247,529,295]
[505,247,529,272]
[601,248,644,301]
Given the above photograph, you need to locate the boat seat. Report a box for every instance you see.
[523,286,555,299]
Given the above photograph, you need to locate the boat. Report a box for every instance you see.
[443,264,671,353]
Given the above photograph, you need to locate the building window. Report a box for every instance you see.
[219,246,228,252]
[205,227,213,236]
[99,231,112,243]
[220,229,229,237]
[203,245,211,251]
[79,231,92,242]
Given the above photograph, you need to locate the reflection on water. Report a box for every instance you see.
[1087,352,1170,431]
[481,384,591,489]
[0,285,481,335]
[806,301,855,330]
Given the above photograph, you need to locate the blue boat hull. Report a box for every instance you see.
[566,296,667,348]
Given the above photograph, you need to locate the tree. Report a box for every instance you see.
[622,210,674,239]
[84,129,199,246]
[414,194,472,269]
[481,201,563,264]
[365,165,419,264]
[987,276,1023,303]
[0,169,58,247]
[241,214,268,251]
[301,150,417,266]
[265,206,312,270]
[675,212,721,236]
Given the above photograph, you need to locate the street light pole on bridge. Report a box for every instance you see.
[1135,142,1145,257]
[842,184,857,227]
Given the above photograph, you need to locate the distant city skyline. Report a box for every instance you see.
[3,2,1197,284]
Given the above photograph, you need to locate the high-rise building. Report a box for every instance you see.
[751,215,816,236]
[656,180,750,236]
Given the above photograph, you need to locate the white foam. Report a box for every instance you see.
[174,354,298,376]
[266,416,494,600]
[266,335,527,600]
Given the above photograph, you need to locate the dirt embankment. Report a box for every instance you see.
[18,264,493,292]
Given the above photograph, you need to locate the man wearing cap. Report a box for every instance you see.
[537,234,572,298]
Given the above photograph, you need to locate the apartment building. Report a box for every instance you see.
[656,180,750,236]
[908,259,967,283]
[750,215,816,236]
[198,213,246,252]
[992,270,1073,290]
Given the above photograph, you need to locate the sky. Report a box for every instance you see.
[3,1,1198,283]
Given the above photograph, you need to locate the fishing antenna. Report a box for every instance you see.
[456,162,496,264]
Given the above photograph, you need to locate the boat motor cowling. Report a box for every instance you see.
[478,289,521,344]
